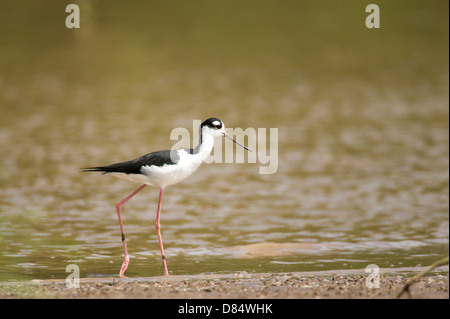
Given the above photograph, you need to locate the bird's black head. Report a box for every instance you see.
[201,117,223,130]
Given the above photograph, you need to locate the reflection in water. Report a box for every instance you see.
[0,1,448,281]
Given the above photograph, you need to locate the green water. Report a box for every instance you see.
[0,0,448,281]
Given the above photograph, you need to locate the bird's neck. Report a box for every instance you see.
[193,128,215,162]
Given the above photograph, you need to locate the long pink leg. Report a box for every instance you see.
[115,184,147,277]
[155,188,169,275]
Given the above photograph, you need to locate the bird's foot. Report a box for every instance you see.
[119,256,130,278]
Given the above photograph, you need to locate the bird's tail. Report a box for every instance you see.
[80,167,109,174]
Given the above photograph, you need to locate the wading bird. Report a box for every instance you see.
[83,118,250,277]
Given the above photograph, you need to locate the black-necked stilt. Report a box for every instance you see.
[83,118,250,277]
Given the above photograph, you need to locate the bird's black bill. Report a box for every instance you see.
[224,133,252,152]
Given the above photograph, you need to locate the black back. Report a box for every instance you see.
[82,149,180,175]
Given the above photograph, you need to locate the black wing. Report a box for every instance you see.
[82,149,180,175]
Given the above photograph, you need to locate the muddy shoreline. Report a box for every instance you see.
[1,267,448,299]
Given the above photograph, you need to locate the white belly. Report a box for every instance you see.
[142,149,204,189]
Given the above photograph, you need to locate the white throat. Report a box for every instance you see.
[197,130,216,162]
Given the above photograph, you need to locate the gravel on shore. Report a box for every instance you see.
[1,267,448,299]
